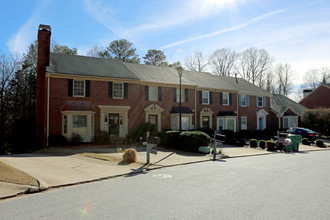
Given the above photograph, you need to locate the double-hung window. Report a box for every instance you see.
[202,91,209,104]
[241,95,247,106]
[149,87,157,101]
[176,89,184,102]
[73,80,85,97]
[72,115,88,135]
[257,96,263,107]
[222,92,229,105]
[241,116,247,130]
[113,83,123,98]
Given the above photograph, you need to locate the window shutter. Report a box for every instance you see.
[124,83,128,99]
[229,93,232,105]
[158,87,162,101]
[108,82,113,98]
[220,92,223,105]
[68,79,73,96]
[173,88,176,102]
[256,96,258,107]
[85,80,90,97]
[247,95,250,106]
[199,91,202,104]
[264,96,267,107]
[185,88,188,103]
[145,86,149,101]
[238,94,241,106]
[209,91,213,104]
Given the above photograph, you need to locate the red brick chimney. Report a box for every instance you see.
[36,24,51,148]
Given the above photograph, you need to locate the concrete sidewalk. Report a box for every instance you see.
[1,143,329,200]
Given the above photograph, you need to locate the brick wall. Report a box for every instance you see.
[300,85,330,109]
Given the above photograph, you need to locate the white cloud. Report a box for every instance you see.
[6,0,51,54]
[160,9,286,49]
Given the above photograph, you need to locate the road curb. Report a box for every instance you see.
[1,148,329,200]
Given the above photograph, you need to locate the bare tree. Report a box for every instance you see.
[184,50,209,72]
[209,48,238,76]
[302,67,330,89]
[0,53,21,152]
[87,45,103,57]
[274,63,294,97]
[235,47,273,87]
[265,71,276,93]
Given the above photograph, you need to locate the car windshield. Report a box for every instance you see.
[303,128,315,133]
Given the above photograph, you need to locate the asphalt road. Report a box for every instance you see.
[1,151,330,220]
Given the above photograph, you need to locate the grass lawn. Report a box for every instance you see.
[0,161,38,186]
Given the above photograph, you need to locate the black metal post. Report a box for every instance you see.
[179,75,182,133]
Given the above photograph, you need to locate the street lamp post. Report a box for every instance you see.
[177,66,183,133]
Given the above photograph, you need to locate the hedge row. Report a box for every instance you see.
[164,131,211,153]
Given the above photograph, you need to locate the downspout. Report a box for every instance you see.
[236,92,239,132]
[195,89,197,129]
[46,73,50,147]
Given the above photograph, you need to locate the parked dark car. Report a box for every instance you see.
[287,127,320,141]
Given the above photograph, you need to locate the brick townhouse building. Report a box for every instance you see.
[36,24,273,147]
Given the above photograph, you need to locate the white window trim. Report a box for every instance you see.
[61,111,95,142]
[217,117,237,132]
[176,89,185,103]
[113,82,123,99]
[241,94,247,107]
[241,116,247,130]
[149,87,158,101]
[257,96,263,107]
[217,118,224,132]
[283,116,298,129]
[222,92,229,106]
[202,91,209,105]
[170,113,193,130]
[73,80,85,97]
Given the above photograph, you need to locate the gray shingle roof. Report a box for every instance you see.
[46,53,271,96]
[271,94,308,116]
[222,77,270,95]
[182,71,236,91]
[46,53,139,80]
[124,62,192,86]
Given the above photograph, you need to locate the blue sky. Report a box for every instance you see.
[1,0,330,88]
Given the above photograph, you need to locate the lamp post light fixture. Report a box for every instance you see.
[177,66,183,133]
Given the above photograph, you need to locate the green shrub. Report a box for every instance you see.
[316,139,324,147]
[69,133,83,146]
[249,139,258,148]
[301,138,310,145]
[236,130,252,139]
[180,131,211,152]
[164,131,181,148]
[263,128,276,140]
[266,141,277,151]
[128,122,157,143]
[48,134,67,147]
[239,138,247,146]
[259,140,266,149]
